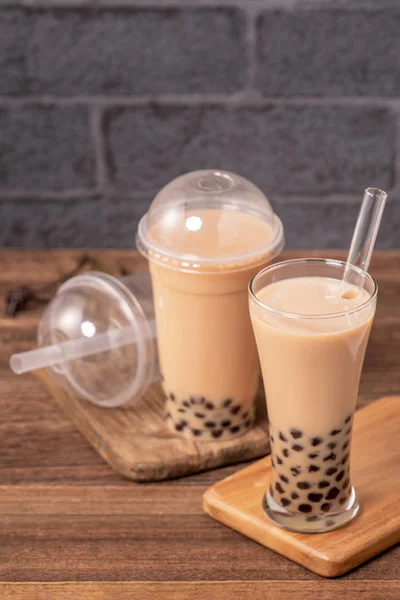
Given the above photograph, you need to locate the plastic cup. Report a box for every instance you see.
[137,169,284,440]
[249,258,377,532]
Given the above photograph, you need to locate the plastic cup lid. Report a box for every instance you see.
[136,170,285,273]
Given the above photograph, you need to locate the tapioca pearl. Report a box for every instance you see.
[311,437,323,447]
[325,519,336,527]
[326,487,340,500]
[244,419,252,429]
[290,428,303,439]
[279,474,289,484]
[291,492,300,500]
[242,411,249,420]
[212,429,223,439]
[183,400,190,408]
[345,427,352,436]
[342,478,350,489]
[308,493,323,503]
[336,470,345,482]
[276,456,283,465]
[306,515,320,522]
[318,481,330,489]
[221,420,231,428]
[175,421,187,432]
[297,481,311,490]
[298,504,312,513]
[275,482,285,494]
[323,452,337,462]
[205,401,214,410]
[342,440,349,451]
[292,444,304,452]
[271,458,275,468]
[321,503,332,512]
[270,434,275,443]
[341,453,350,465]
[205,421,216,429]
[279,431,288,443]
[308,452,319,460]
[191,429,202,437]
[195,412,205,419]
[178,408,186,414]
[281,497,291,507]
[325,467,338,476]
[230,425,241,435]
[345,415,352,424]
[290,467,300,476]
[330,428,341,436]
[270,485,274,497]
[339,496,347,505]
[169,393,175,401]
[327,442,337,450]
[230,405,241,415]
[308,465,320,473]
[222,398,232,408]
[282,448,290,458]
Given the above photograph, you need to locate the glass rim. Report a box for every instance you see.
[248,258,378,320]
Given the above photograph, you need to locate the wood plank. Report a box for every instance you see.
[203,396,400,578]
[0,581,399,600]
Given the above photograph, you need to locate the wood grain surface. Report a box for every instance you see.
[0,250,399,597]
[203,395,400,577]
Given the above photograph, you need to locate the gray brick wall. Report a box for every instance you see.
[0,0,399,249]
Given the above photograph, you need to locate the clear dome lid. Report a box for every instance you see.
[136,170,284,272]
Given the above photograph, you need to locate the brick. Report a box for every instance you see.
[0,199,106,247]
[256,10,400,97]
[275,198,400,249]
[0,106,95,191]
[106,105,394,195]
[0,7,246,96]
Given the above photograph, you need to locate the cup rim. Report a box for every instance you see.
[249,258,378,321]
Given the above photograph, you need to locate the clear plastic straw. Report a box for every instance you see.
[10,321,156,375]
[341,187,387,297]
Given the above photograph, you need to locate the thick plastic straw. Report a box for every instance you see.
[341,187,387,295]
[10,321,156,375]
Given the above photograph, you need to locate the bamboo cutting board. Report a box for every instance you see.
[35,370,270,482]
[203,395,400,578]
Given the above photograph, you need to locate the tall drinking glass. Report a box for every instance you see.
[249,259,377,533]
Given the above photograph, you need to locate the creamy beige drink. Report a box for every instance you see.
[249,259,377,531]
[137,170,284,440]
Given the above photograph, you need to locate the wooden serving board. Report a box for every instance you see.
[203,395,400,578]
[35,370,270,482]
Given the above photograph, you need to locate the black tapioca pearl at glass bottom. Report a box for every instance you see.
[325,467,338,476]
[318,480,330,489]
[291,492,299,500]
[308,465,320,473]
[230,425,241,435]
[341,453,350,465]
[298,504,312,513]
[311,437,323,447]
[212,429,223,439]
[281,497,291,507]
[297,481,311,490]
[345,427,352,435]
[221,420,231,428]
[308,452,319,460]
[336,470,345,482]
[330,428,341,436]
[275,482,285,494]
[306,515,320,522]
[195,412,205,419]
[183,400,190,408]
[279,474,289,484]
[339,496,347,505]
[271,458,275,468]
[175,421,187,432]
[191,429,202,437]
[327,442,337,450]
[205,401,214,410]
[292,444,304,452]
[321,503,332,512]
[169,393,175,401]
[323,452,337,462]
[231,405,241,415]
[279,431,288,443]
[290,428,303,439]
[205,421,216,429]
[290,467,300,476]
[244,419,252,429]
[222,398,232,408]
[326,487,340,500]
[342,441,349,451]
[282,448,290,458]
[326,519,336,527]
[343,478,350,489]
[242,411,249,420]
[276,456,283,465]
[345,415,352,424]
[308,493,323,503]
[270,434,274,443]
[178,408,186,414]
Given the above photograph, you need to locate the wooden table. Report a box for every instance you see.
[1,249,399,599]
